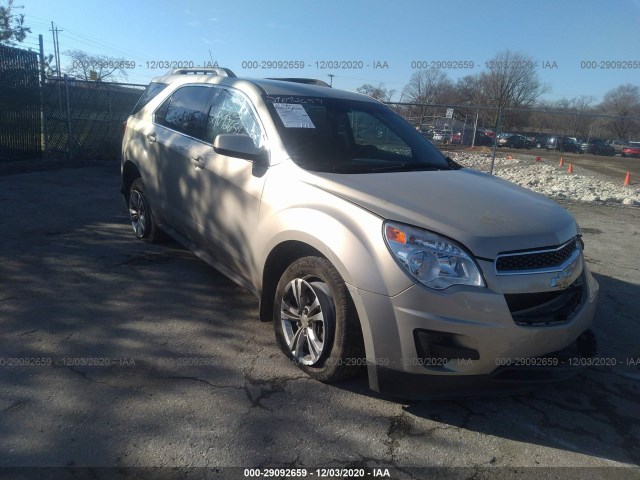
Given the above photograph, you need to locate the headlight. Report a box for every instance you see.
[383,221,485,290]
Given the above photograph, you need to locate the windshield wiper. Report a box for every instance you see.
[366,162,446,172]
[445,156,463,170]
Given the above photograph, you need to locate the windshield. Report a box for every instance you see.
[263,95,451,173]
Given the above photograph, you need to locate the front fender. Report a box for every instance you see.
[257,191,413,297]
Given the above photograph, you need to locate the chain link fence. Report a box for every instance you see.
[43,78,145,160]
[1,43,146,162]
[0,45,41,161]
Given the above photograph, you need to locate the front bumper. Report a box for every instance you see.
[375,330,597,399]
[348,263,599,399]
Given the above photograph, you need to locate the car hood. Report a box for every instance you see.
[304,168,577,259]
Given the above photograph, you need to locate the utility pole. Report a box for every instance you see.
[471,110,479,147]
[49,22,62,78]
[490,108,502,176]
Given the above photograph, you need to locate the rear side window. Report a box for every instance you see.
[155,86,213,138]
[131,82,168,115]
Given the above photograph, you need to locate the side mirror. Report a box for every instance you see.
[213,134,268,165]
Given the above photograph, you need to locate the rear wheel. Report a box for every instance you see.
[128,178,161,243]
[273,256,364,383]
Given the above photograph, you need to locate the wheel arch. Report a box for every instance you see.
[121,160,141,204]
[259,240,326,323]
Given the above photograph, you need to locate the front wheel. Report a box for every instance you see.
[273,256,364,383]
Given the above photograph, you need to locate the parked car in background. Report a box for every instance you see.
[121,67,599,399]
[503,134,533,149]
[533,134,552,149]
[586,139,615,156]
[496,132,513,147]
[451,130,494,146]
[621,144,640,158]
[470,130,494,146]
[576,139,589,153]
[431,129,453,143]
[610,140,630,154]
[546,136,581,153]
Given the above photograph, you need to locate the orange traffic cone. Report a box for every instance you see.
[535,156,541,161]
[559,157,564,166]
[624,171,631,186]
[567,163,573,174]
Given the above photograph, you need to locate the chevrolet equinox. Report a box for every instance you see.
[121,68,599,398]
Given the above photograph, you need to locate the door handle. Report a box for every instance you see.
[146,133,156,143]
[192,156,205,169]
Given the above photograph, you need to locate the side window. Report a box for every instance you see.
[155,86,212,138]
[204,89,262,147]
[131,82,168,115]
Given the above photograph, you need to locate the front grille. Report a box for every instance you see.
[496,238,578,273]
[505,273,585,326]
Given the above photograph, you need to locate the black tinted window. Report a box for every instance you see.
[156,86,212,138]
[131,82,168,115]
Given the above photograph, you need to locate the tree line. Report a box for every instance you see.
[358,50,640,141]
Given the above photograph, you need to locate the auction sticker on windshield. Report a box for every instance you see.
[273,103,316,128]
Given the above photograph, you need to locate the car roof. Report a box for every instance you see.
[149,69,378,104]
[246,78,373,102]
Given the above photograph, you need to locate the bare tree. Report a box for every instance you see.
[599,84,640,140]
[401,68,453,126]
[478,50,548,128]
[356,83,395,102]
[454,74,493,131]
[0,0,30,45]
[64,49,129,81]
[402,68,452,104]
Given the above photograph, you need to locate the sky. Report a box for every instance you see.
[16,0,640,103]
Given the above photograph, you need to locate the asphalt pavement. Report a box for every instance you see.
[0,162,639,479]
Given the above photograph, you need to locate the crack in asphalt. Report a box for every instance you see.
[51,360,312,414]
[242,375,310,411]
[163,375,245,391]
[3,400,28,413]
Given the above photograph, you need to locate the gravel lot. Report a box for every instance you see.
[449,150,640,206]
[0,162,639,479]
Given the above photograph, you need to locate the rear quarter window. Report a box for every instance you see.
[131,82,169,115]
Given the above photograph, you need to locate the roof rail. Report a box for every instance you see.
[168,67,236,77]
[266,78,331,87]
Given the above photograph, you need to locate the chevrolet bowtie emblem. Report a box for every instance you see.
[550,257,579,288]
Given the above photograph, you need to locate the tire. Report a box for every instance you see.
[273,256,365,383]
[128,178,162,243]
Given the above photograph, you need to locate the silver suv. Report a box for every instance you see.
[121,68,599,398]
